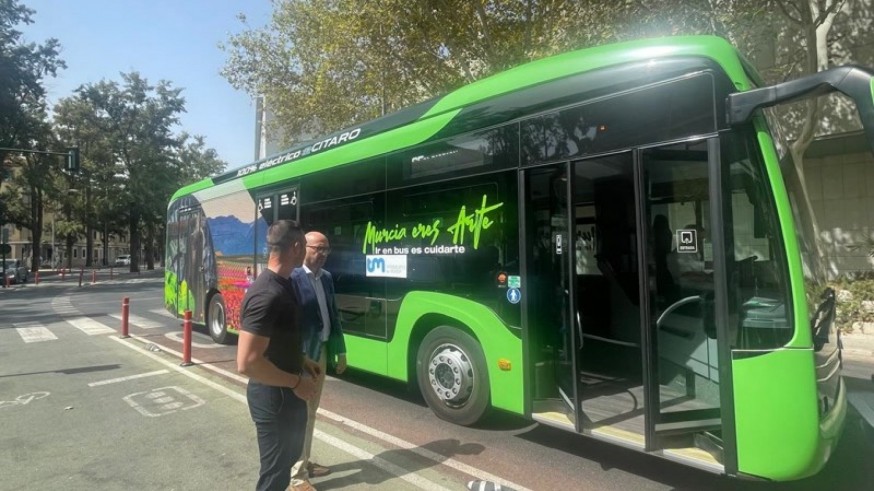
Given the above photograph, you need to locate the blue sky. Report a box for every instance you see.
[20,0,273,169]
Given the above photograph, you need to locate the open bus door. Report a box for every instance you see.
[525,155,651,439]
[525,147,733,471]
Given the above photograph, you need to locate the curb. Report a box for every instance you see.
[842,349,874,364]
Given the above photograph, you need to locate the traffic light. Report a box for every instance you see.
[66,147,80,172]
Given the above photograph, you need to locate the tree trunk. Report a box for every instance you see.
[85,186,93,267]
[129,205,141,273]
[65,234,74,269]
[102,223,109,267]
[785,0,842,262]
[29,186,43,272]
[144,222,156,270]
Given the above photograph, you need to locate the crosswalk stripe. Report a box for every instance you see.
[107,313,164,329]
[149,308,176,319]
[14,323,58,343]
[67,317,116,335]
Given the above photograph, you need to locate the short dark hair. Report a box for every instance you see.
[266,220,304,254]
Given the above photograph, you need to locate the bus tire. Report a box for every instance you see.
[208,293,231,344]
[416,326,489,426]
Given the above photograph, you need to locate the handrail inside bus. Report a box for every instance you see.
[726,65,874,155]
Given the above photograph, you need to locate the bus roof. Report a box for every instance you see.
[172,35,751,202]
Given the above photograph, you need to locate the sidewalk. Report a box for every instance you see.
[843,330,874,360]
[0,267,163,292]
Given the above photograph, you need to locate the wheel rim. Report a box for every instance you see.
[427,342,475,407]
[209,300,225,337]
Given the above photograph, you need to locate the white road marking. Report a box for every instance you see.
[111,336,247,404]
[0,391,50,410]
[319,408,533,491]
[315,430,454,491]
[14,323,58,343]
[149,308,176,319]
[115,334,530,491]
[67,317,116,335]
[88,369,170,387]
[41,294,520,489]
[164,331,223,348]
[122,386,205,417]
[108,313,164,329]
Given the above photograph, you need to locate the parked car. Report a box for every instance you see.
[114,255,131,266]
[1,258,28,284]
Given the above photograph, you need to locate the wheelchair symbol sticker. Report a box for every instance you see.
[507,288,521,304]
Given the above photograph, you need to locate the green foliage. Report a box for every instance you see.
[0,0,65,249]
[0,0,65,151]
[832,276,874,333]
[220,0,776,146]
[221,0,873,153]
[52,72,227,269]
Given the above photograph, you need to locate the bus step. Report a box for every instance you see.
[654,418,721,436]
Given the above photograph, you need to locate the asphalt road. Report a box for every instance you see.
[2,272,873,490]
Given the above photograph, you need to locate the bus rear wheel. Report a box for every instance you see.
[416,326,489,426]
[208,294,231,344]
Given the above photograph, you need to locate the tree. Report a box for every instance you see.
[0,117,61,271]
[221,1,773,146]
[55,73,227,271]
[174,132,226,183]
[0,0,64,268]
[0,0,64,172]
[54,85,122,267]
[56,73,184,272]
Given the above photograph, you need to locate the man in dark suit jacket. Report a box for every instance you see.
[289,231,347,490]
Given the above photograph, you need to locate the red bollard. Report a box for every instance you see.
[35,271,40,285]
[78,268,84,287]
[91,269,97,284]
[4,275,9,288]
[61,268,66,281]
[120,297,130,338]
[181,310,193,366]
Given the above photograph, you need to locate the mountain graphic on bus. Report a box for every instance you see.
[206,215,257,256]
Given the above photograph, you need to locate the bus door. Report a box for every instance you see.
[175,206,206,321]
[524,163,578,422]
[639,140,727,465]
[525,154,647,435]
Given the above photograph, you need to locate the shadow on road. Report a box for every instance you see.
[314,438,484,490]
[0,363,121,379]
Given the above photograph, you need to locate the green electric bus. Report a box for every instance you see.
[166,35,874,480]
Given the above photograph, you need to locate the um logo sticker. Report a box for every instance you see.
[365,255,407,278]
[366,257,386,273]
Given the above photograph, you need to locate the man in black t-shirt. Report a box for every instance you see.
[237,219,322,491]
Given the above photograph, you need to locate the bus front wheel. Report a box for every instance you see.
[208,294,231,344]
[416,326,489,426]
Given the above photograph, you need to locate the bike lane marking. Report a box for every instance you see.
[111,334,519,491]
[0,391,50,410]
